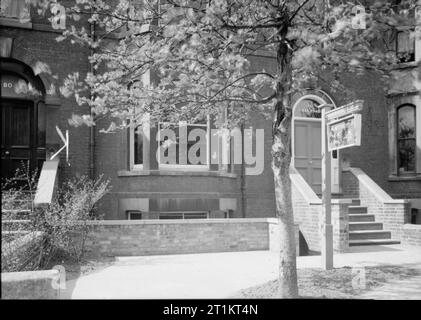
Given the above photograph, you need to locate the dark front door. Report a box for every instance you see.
[1,99,35,182]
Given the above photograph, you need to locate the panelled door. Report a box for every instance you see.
[293,96,340,194]
[1,99,35,181]
[294,119,322,194]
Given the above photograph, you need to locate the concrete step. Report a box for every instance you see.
[349,222,383,231]
[351,199,361,206]
[348,206,368,214]
[349,213,375,222]
[1,220,32,231]
[349,230,391,240]
[349,239,401,246]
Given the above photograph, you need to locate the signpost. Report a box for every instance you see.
[318,100,363,270]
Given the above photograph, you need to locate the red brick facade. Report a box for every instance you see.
[1,4,419,225]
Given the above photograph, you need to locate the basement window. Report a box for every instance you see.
[158,211,209,220]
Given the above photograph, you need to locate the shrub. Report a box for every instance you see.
[36,175,110,267]
[1,165,110,272]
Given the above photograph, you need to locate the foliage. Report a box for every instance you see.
[27,0,421,297]
[1,167,110,272]
[32,0,420,130]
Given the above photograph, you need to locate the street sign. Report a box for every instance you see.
[327,114,362,151]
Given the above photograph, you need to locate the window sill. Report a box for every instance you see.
[0,18,32,29]
[391,61,419,70]
[118,170,237,178]
[388,175,421,182]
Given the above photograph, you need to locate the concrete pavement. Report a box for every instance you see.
[61,245,421,299]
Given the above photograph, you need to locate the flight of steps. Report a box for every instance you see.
[348,199,400,246]
[2,192,35,242]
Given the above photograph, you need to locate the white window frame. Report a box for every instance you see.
[157,116,211,171]
[0,0,31,25]
[129,114,150,171]
[388,97,421,179]
[395,4,421,63]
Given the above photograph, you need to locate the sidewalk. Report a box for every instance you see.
[61,245,421,299]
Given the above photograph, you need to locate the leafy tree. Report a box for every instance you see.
[33,0,419,297]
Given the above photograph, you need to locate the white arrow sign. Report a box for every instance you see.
[50,126,69,163]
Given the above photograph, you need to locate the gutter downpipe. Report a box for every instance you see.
[89,8,96,179]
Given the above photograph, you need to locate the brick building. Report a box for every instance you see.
[1,1,420,248]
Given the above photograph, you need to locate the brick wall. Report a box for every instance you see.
[291,169,350,253]
[343,168,411,240]
[291,182,321,252]
[401,224,421,247]
[80,218,280,257]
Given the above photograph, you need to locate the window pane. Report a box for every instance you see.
[398,106,415,139]
[294,99,322,118]
[397,31,415,63]
[159,122,208,165]
[134,125,143,165]
[398,139,416,173]
[0,0,30,21]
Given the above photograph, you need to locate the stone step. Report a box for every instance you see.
[349,213,375,222]
[349,222,383,231]
[349,230,391,240]
[348,206,368,214]
[349,239,401,246]
[1,219,32,230]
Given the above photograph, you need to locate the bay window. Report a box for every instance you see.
[158,118,210,169]
[129,114,211,171]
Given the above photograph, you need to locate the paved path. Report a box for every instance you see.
[62,245,421,299]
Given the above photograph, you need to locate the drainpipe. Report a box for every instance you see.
[89,8,96,179]
[240,123,246,218]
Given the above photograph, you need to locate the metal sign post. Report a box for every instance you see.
[318,103,334,270]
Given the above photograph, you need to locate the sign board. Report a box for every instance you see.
[325,100,363,122]
[327,114,362,151]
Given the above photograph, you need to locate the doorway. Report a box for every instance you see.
[292,94,340,194]
[1,99,37,181]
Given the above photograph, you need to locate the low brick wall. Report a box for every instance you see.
[81,218,284,257]
[1,270,61,299]
[401,224,421,247]
[291,168,350,253]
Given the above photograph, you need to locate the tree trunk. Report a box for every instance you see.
[271,15,299,298]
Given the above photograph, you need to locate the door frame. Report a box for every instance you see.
[291,92,342,194]
[1,98,37,179]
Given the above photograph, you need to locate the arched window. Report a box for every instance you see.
[293,98,322,118]
[397,104,416,174]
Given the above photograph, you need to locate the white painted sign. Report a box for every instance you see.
[327,114,362,151]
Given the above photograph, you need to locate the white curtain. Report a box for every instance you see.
[1,0,30,22]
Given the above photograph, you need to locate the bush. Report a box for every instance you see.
[35,175,111,267]
[1,166,110,272]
